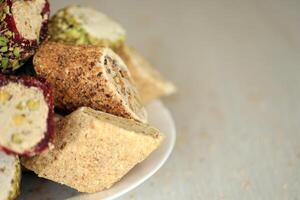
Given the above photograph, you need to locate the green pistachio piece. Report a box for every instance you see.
[0,40,6,47]
[12,60,19,70]
[13,48,20,57]
[27,99,40,110]
[68,29,81,38]
[0,46,8,52]
[16,102,24,110]
[0,36,8,43]
[11,133,23,144]
[0,90,11,103]
[4,31,13,38]
[4,6,10,14]
[1,58,8,69]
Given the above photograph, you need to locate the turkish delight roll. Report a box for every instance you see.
[0,0,50,72]
[48,5,125,49]
[33,42,147,123]
[0,75,54,156]
[0,152,21,200]
[116,45,176,104]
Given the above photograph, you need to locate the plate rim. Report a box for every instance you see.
[103,100,176,200]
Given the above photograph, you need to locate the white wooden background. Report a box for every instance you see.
[51,0,300,199]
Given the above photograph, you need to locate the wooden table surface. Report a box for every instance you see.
[52,0,300,199]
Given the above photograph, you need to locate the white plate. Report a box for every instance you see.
[18,100,176,200]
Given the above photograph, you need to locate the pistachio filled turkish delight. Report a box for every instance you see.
[0,75,54,156]
[0,0,49,72]
[49,5,125,49]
